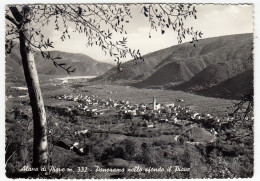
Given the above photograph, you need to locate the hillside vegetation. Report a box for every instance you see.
[196,69,253,99]
[91,33,253,99]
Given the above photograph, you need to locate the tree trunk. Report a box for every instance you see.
[18,7,48,169]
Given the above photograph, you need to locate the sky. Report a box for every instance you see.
[32,4,254,64]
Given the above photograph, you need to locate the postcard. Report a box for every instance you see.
[4,2,255,179]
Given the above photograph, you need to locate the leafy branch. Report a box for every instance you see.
[232,89,254,119]
[6,4,202,73]
[141,4,203,46]
[232,44,254,119]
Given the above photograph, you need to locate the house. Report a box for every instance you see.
[166,103,175,107]
[113,103,118,107]
[146,122,154,128]
[83,106,88,111]
[127,110,137,116]
[137,110,145,115]
[206,114,213,119]
[177,99,184,102]
[159,118,168,123]
[140,104,146,109]
[75,130,88,136]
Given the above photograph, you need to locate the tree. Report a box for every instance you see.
[5,4,201,170]
[6,6,48,170]
[232,52,254,120]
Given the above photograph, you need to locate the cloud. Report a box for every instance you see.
[44,4,253,63]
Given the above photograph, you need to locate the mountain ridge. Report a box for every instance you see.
[6,44,114,76]
[91,33,253,99]
[91,33,253,85]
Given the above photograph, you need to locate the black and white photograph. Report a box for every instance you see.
[3,1,257,179]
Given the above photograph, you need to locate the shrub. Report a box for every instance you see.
[142,147,164,167]
[153,140,168,147]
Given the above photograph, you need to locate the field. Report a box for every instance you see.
[65,83,235,117]
[38,76,236,117]
[5,75,254,179]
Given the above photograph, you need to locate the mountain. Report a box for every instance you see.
[133,62,193,88]
[5,44,114,77]
[196,69,253,99]
[171,61,250,92]
[91,33,253,86]
[91,45,176,83]
[91,33,253,99]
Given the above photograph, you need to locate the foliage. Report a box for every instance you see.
[101,138,138,161]
[5,100,254,178]
[5,4,202,72]
[5,112,33,178]
[231,51,254,119]
[141,4,203,45]
[232,89,254,119]
[206,156,236,178]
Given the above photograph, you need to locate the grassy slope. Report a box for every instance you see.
[92,33,253,87]
[132,62,193,87]
[171,61,250,91]
[64,84,235,117]
[196,68,253,99]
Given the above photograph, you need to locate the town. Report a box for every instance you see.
[6,83,254,179]
[49,92,249,141]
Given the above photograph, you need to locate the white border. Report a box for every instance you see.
[1,1,259,181]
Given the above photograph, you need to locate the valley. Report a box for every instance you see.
[5,33,254,179]
[5,74,253,179]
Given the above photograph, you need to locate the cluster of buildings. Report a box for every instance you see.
[53,93,244,131]
[53,93,137,117]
